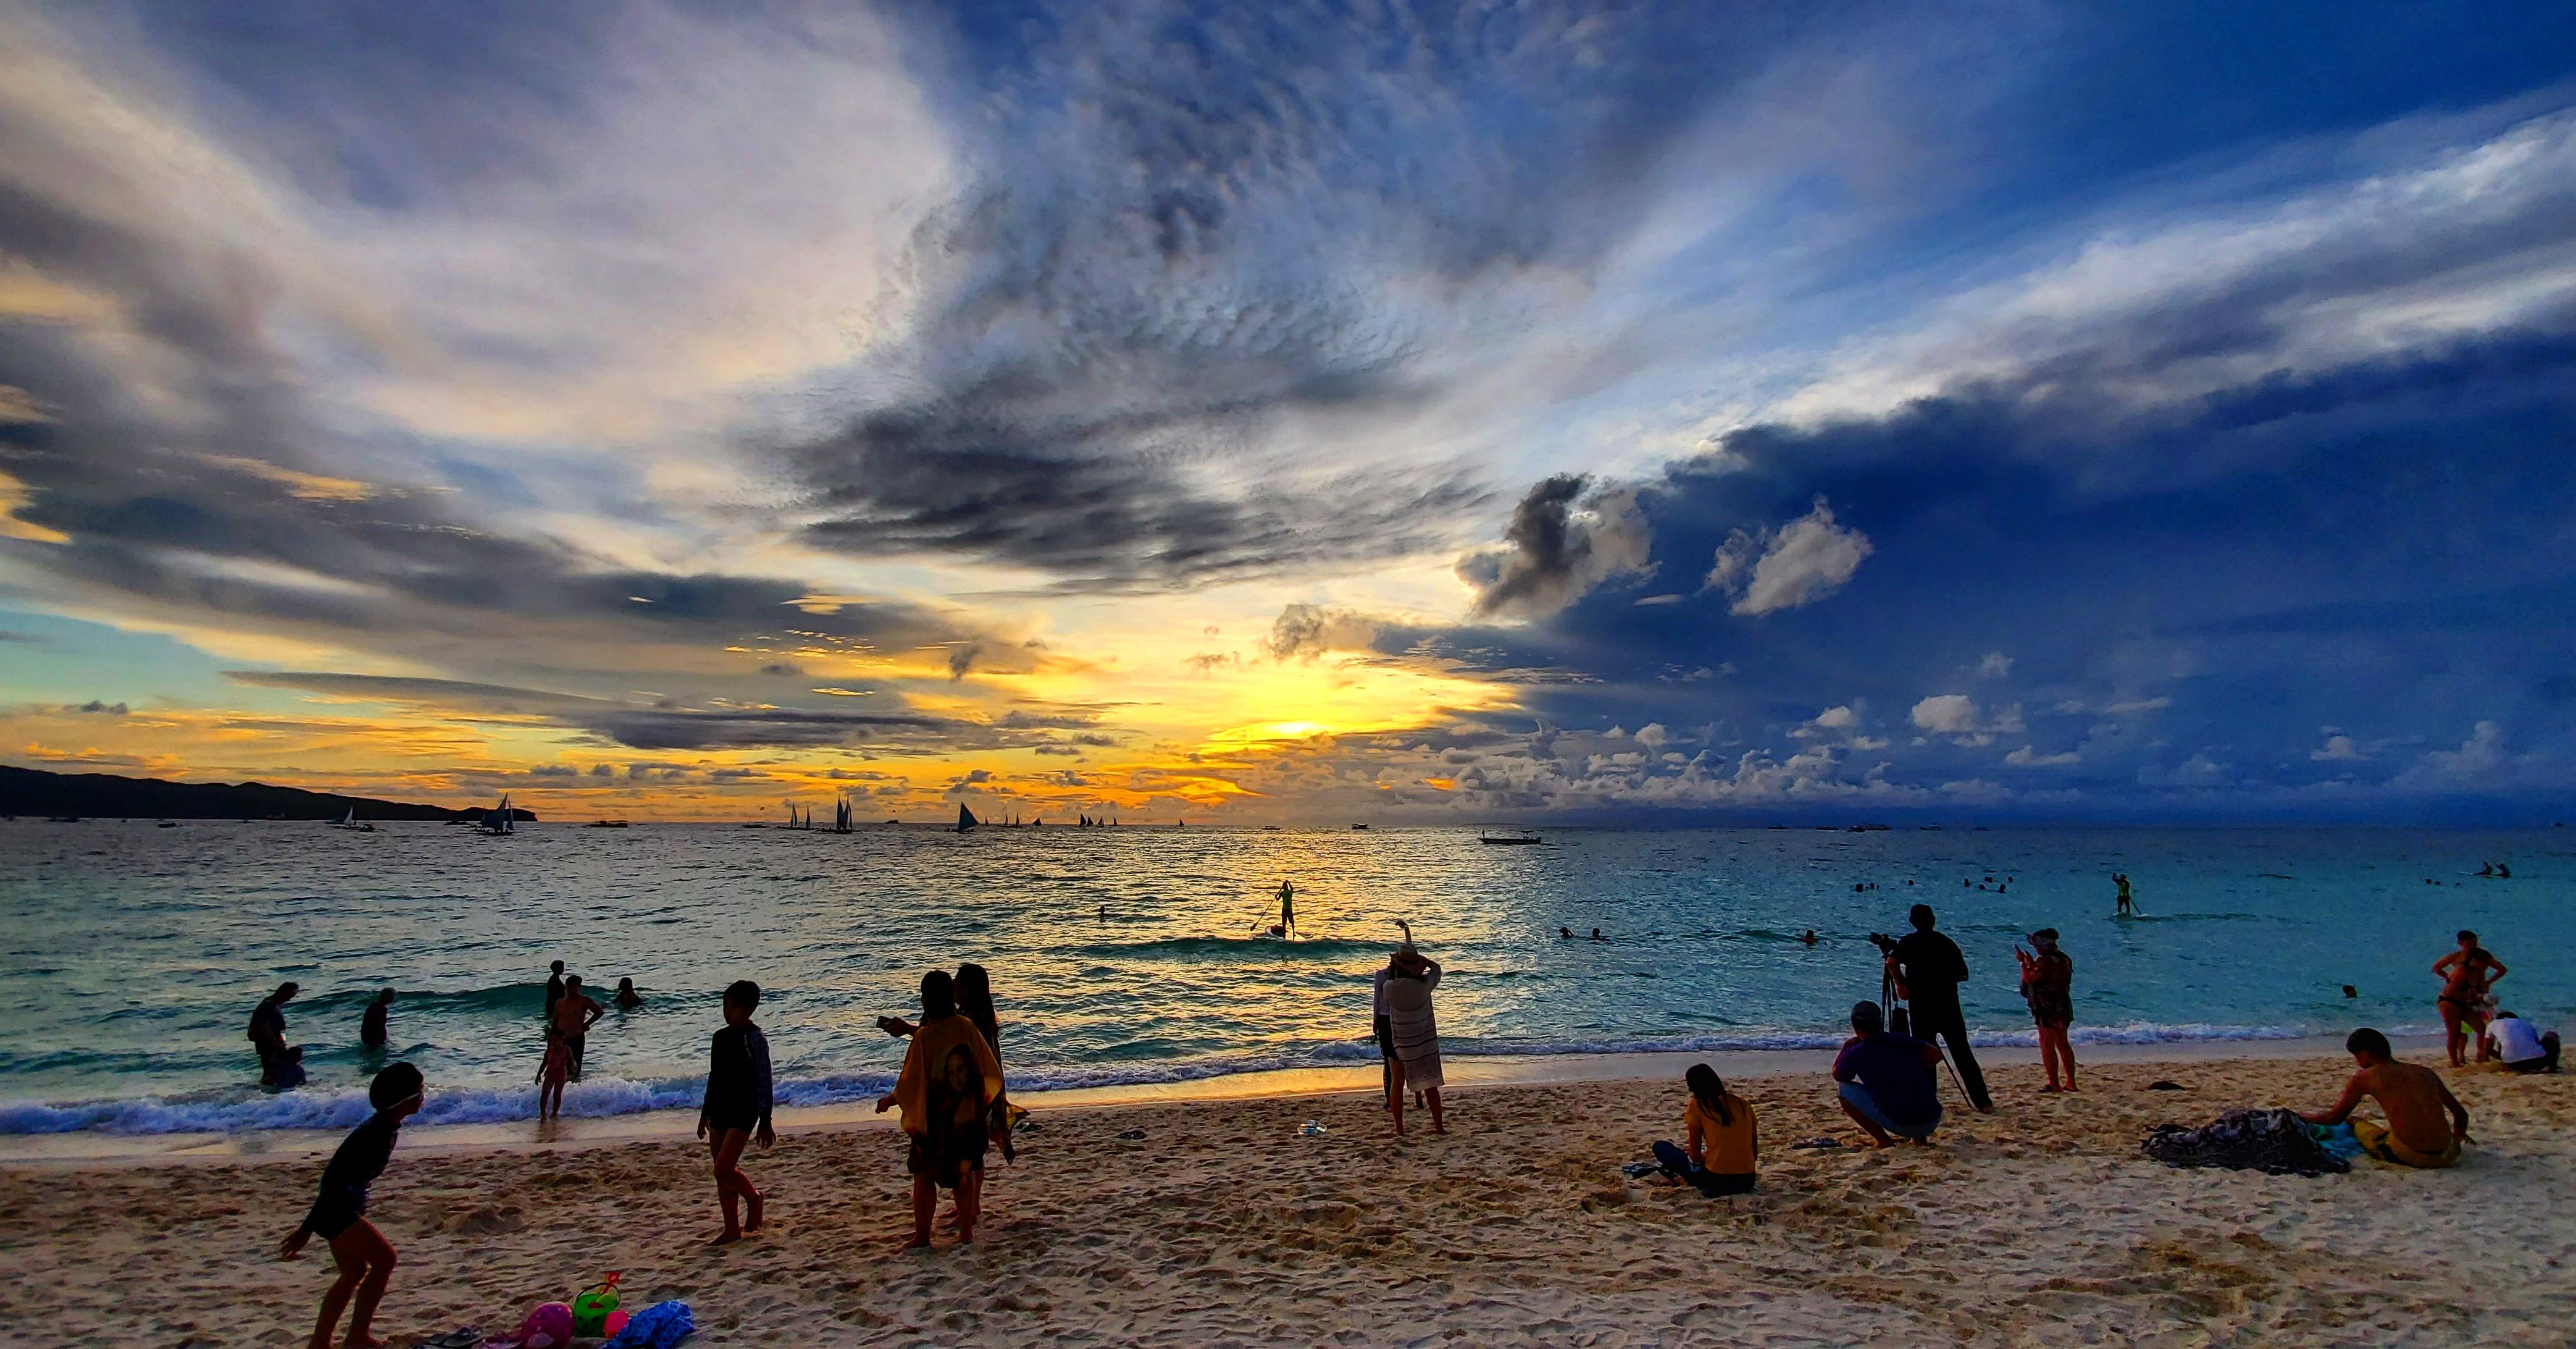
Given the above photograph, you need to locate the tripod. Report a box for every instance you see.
[1881,965,1973,1105]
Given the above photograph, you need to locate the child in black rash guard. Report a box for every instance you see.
[280,1061,424,1349]
[698,980,776,1246]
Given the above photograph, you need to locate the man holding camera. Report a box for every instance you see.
[1884,904,1994,1113]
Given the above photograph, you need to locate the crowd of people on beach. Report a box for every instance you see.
[267,868,2562,1349]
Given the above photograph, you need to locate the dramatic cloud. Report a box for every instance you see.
[3,4,2575,818]
[1263,604,1382,662]
[1704,498,1873,616]
[218,670,1100,755]
[1458,476,1652,619]
[779,2,1837,589]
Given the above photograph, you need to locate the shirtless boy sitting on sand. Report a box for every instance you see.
[2302,1028,2472,1169]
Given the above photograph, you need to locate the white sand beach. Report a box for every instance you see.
[6,1048,2573,1346]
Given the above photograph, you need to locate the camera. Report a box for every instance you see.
[1866,932,1901,956]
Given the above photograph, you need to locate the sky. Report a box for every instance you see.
[1,0,2574,823]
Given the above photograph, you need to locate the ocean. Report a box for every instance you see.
[1,820,2566,1135]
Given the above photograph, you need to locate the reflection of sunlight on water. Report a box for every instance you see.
[2,822,2570,1131]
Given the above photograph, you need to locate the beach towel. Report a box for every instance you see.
[2141,1108,2350,1177]
[2314,1122,2364,1162]
[1382,973,1444,1090]
[604,1300,695,1349]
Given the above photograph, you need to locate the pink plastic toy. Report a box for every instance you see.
[515,1302,575,1349]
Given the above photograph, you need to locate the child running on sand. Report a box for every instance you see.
[697,980,774,1246]
[2303,1028,2471,1167]
[877,970,1003,1250]
[279,1062,423,1349]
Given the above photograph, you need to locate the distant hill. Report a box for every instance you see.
[0,765,536,822]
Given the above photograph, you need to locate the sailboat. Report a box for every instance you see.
[332,806,377,833]
[478,792,515,836]
[956,802,979,833]
[833,795,853,833]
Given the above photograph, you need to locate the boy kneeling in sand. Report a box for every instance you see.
[280,1062,424,1349]
[877,970,1003,1250]
[2303,1028,2472,1168]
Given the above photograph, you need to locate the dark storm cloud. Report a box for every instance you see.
[1420,327,2576,814]
[1455,474,1652,619]
[785,1,1825,587]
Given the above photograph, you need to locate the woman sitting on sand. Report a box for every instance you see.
[1653,1063,1756,1195]
[2016,929,2077,1092]
[1383,923,1445,1135]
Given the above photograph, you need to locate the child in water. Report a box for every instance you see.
[280,1062,424,1349]
[697,980,774,1246]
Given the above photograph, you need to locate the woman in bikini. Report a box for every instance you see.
[2433,930,2507,1067]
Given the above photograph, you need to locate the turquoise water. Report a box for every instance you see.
[1,821,2567,1133]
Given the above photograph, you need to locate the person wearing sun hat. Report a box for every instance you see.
[1382,921,1446,1135]
[2016,928,2077,1092]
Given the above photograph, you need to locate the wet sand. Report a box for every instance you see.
[6,1053,2572,1346]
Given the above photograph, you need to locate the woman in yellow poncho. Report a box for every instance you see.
[876,969,1003,1249]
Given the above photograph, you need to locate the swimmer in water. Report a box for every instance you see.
[361,989,393,1051]
[1278,880,1297,938]
[613,977,645,1011]
[1802,930,1820,946]
[1591,928,1608,943]
[1559,927,1574,939]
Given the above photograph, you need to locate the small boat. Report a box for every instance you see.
[586,819,630,828]
[46,815,81,823]
[156,820,178,828]
[1352,823,1369,830]
[956,802,979,833]
[1478,828,1542,846]
[333,807,377,833]
[832,796,853,834]
[477,793,516,836]
[1262,825,1280,831]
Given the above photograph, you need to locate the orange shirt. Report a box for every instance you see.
[1686,1093,1757,1174]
